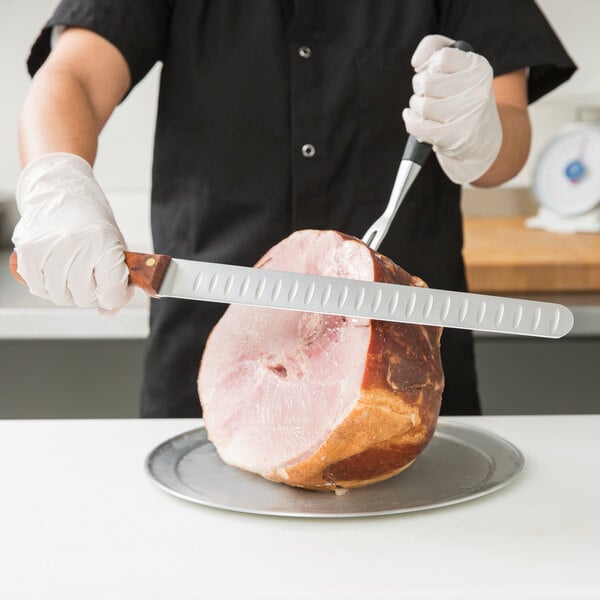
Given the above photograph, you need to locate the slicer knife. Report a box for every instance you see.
[10,251,572,339]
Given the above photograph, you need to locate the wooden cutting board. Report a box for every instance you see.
[463,216,600,293]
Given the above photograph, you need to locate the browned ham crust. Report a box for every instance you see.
[199,230,444,491]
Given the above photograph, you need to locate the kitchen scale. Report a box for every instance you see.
[527,122,600,233]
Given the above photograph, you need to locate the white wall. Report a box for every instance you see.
[512,0,600,188]
[0,0,158,249]
[1,0,598,245]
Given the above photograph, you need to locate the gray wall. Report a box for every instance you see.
[476,337,599,415]
[1,340,144,419]
[1,337,598,419]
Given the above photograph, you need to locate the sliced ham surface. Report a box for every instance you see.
[198,230,444,491]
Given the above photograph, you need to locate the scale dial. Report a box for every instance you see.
[532,123,600,216]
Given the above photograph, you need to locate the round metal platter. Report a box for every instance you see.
[145,419,524,518]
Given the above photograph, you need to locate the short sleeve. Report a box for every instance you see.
[27,0,172,89]
[436,0,577,103]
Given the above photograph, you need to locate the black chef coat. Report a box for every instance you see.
[28,0,576,417]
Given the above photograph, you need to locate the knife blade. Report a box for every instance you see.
[9,250,574,338]
[130,251,574,338]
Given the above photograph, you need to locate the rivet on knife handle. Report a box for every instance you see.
[9,250,172,298]
[123,251,172,297]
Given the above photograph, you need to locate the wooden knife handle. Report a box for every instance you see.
[122,251,172,296]
[8,251,25,285]
[9,250,172,297]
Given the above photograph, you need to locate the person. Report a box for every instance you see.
[13,1,576,418]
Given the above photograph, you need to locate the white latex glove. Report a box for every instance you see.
[12,152,132,314]
[402,34,503,184]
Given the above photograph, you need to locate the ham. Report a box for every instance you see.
[198,230,444,491]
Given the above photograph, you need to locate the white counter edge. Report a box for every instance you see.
[0,307,150,339]
[0,304,597,340]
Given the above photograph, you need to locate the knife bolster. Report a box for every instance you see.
[124,251,172,297]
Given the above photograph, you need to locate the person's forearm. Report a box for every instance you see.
[18,27,130,168]
[19,64,103,167]
[471,102,531,188]
[14,29,134,314]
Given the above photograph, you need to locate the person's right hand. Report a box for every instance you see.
[12,152,132,314]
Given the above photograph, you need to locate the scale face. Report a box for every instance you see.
[532,122,600,217]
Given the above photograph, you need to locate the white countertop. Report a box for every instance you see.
[0,415,598,600]
[1,250,599,339]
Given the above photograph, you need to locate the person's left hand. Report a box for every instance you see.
[402,34,503,185]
